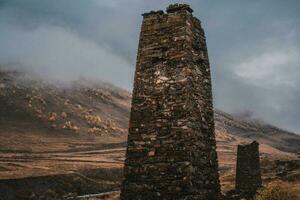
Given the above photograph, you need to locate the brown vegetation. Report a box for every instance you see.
[255,181,299,200]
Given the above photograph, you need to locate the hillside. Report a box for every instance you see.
[0,70,300,199]
[215,110,300,153]
[1,70,299,154]
[0,70,130,153]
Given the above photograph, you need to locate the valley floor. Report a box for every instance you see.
[0,139,299,199]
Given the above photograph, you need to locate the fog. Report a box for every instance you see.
[0,0,300,133]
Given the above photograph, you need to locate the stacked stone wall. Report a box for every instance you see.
[121,4,221,200]
[235,141,262,199]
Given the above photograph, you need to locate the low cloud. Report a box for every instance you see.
[0,0,300,133]
[0,22,133,88]
[235,49,300,89]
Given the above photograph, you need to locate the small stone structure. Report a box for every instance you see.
[235,141,262,199]
[120,4,221,200]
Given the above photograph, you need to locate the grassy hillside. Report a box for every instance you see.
[0,70,300,199]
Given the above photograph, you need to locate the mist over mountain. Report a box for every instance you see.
[1,0,300,133]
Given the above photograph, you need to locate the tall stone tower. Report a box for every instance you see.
[235,141,262,198]
[121,4,221,200]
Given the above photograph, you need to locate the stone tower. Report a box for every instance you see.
[235,141,262,198]
[121,4,221,200]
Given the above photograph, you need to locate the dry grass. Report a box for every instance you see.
[254,181,299,200]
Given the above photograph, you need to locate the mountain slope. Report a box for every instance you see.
[0,70,130,152]
[1,70,299,153]
[215,110,300,153]
[0,70,299,182]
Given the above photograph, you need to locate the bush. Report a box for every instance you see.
[254,181,298,200]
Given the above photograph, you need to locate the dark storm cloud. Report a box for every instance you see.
[0,0,300,133]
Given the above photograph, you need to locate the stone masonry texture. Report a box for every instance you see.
[121,4,221,200]
[235,141,262,199]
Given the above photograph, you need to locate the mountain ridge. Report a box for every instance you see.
[1,69,299,154]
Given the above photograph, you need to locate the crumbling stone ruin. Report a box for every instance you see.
[235,141,262,199]
[121,4,221,200]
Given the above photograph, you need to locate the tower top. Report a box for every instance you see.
[166,3,193,13]
[142,3,193,17]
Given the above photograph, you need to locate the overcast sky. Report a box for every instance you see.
[0,0,300,133]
